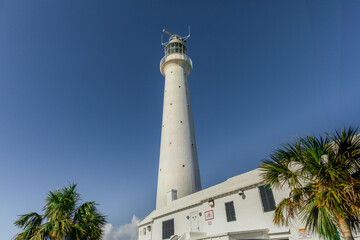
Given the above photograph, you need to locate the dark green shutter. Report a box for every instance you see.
[162,219,174,239]
[259,185,276,212]
[225,201,236,222]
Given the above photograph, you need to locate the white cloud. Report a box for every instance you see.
[103,215,140,240]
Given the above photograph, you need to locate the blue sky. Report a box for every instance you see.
[1,0,359,239]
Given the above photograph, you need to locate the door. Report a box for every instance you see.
[190,212,199,232]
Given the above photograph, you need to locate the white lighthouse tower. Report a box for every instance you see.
[156,29,201,209]
[138,29,316,240]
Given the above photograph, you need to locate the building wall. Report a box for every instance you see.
[139,185,312,240]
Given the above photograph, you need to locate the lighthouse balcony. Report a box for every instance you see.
[160,54,193,76]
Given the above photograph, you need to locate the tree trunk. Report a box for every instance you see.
[338,218,354,240]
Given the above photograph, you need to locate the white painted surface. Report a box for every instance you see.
[156,40,201,210]
[190,212,199,232]
[139,169,320,240]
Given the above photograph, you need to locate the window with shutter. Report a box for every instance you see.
[162,219,174,239]
[225,201,236,222]
[258,185,276,212]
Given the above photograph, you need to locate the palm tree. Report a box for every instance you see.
[259,127,360,240]
[14,184,107,240]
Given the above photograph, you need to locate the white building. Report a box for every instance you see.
[138,30,315,240]
[139,169,309,240]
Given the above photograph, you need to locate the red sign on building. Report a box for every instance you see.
[204,210,214,221]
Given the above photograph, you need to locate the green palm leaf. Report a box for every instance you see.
[13,184,107,240]
[260,126,360,240]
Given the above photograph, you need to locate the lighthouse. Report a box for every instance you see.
[156,29,201,209]
[138,29,314,240]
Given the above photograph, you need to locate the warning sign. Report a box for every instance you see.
[298,228,311,239]
[204,210,214,221]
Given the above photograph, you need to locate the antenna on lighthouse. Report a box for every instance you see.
[161,26,191,45]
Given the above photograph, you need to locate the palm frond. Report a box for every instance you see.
[300,198,340,240]
[44,184,80,221]
[14,212,43,230]
[260,126,360,240]
[273,197,298,226]
[75,201,107,238]
[14,184,107,240]
[260,139,305,189]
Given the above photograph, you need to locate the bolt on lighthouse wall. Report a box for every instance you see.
[156,38,201,209]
